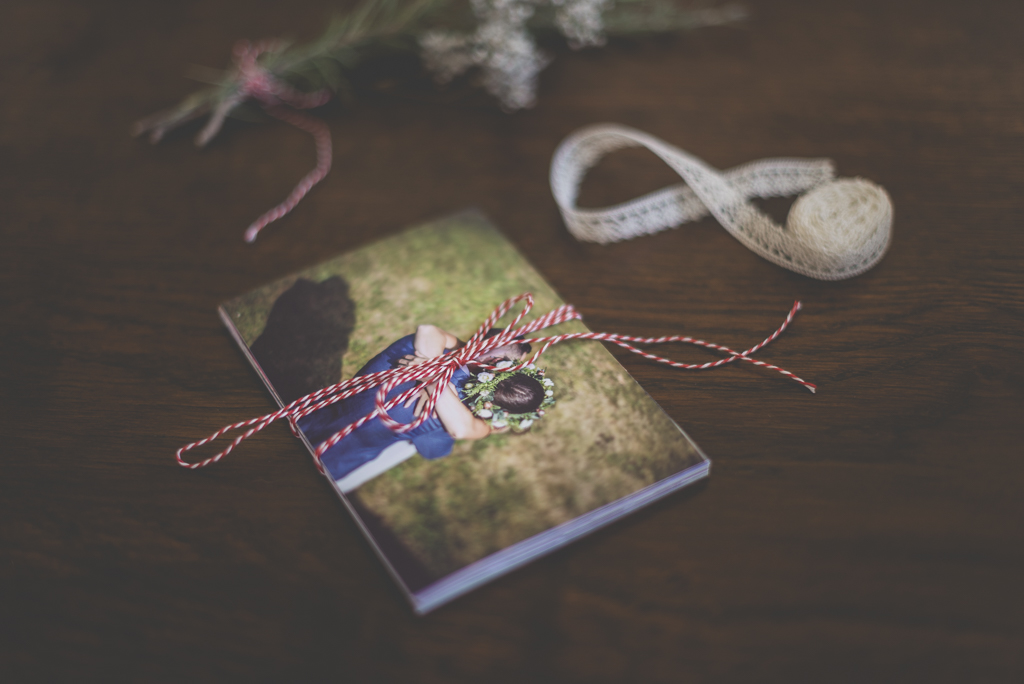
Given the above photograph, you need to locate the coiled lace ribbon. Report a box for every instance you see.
[551,124,893,280]
[177,293,815,472]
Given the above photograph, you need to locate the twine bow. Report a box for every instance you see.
[177,294,815,473]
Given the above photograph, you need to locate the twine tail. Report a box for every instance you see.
[244,106,333,243]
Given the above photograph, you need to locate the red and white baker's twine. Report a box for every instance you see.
[177,294,815,472]
[228,40,333,243]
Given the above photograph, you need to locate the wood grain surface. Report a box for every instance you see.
[2,0,1022,681]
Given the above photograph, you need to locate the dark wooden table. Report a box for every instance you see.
[3,0,1022,681]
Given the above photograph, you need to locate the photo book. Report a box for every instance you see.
[219,210,710,613]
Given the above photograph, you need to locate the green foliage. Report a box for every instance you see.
[134,0,449,143]
[134,0,745,142]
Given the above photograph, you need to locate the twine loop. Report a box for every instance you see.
[550,124,893,280]
[177,293,815,473]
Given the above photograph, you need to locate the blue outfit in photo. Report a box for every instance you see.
[298,334,470,481]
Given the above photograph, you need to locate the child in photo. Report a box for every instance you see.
[299,324,551,484]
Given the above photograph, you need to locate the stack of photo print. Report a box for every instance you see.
[220,210,710,613]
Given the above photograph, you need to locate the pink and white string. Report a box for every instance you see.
[177,293,815,473]
[200,40,333,243]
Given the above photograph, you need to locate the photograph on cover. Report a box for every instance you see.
[220,211,707,603]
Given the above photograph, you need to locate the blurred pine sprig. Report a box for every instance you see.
[134,0,745,144]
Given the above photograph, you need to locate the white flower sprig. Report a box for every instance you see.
[420,0,615,110]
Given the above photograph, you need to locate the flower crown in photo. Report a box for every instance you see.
[462,361,556,432]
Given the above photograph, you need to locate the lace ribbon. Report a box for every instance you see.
[550,124,893,280]
[177,293,815,472]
